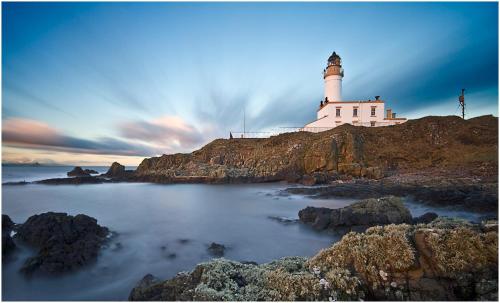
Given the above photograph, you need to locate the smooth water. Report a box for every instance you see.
[1,166,485,300]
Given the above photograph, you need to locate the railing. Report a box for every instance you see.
[230,122,397,138]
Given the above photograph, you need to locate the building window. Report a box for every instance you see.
[370,121,376,127]
[336,107,341,117]
[353,107,358,117]
[371,106,376,117]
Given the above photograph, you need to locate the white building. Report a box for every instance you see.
[304,52,407,131]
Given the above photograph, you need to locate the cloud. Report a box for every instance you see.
[118,115,206,152]
[3,118,155,156]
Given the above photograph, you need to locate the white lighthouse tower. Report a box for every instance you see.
[304,51,407,131]
[323,51,343,101]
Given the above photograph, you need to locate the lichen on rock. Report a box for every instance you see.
[129,219,498,301]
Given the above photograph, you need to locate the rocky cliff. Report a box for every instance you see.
[134,115,498,183]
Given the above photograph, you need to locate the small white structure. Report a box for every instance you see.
[304,52,407,131]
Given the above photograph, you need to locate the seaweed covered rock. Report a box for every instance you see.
[129,219,498,301]
[2,214,16,257]
[299,196,412,230]
[15,212,109,275]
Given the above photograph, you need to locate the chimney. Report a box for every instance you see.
[386,109,392,119]
[392,113,397,119]
[375,95,380,100]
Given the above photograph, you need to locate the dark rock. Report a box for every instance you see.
[105,162,126,178]
[15,212,109,275]
[67,166,90,177]
[2,215,16,257]
[412,212,439,224]
[129,274,162,301]
[299,196,412,230]
[231,272,247,287]
[268,216,299,224]
[286,179,498,214]
[177,238,190,244]
[207,242,225,257]
[36,176,107,185]
[2,181,30,186]
[167,253,177,259]
[83,169,99,174]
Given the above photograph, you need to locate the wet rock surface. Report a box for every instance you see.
[128,219,498,301]
[15,212,109,275]
[2,215,16,257]
[299,196,413,230]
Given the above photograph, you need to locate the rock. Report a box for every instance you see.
[84,169,99,174]
[300,175,316,186]
[177,238,190,244]
[286,179,498,214]
[134,115,497,184]
[105,162,126,178]
[129,220,498,301]
[412,212,439,224]
[299,196,412,230]
[2,215,16,257]
[67,166,90,177]
[15,212,109,275]
[36,176,108,185]
[268,216,299,224]
[128,274,162,301]
[207,242,225,257]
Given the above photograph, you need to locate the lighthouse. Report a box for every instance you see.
[304,51,407,130]
[323,51,343,101]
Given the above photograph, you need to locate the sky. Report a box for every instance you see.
[2,2,498,166]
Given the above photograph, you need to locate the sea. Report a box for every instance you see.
[1,165,485,300]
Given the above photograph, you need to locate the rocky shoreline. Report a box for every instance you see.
[128,217,498,301]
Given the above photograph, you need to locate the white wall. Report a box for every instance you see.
[324,75,342,101]
[304,101,406,130]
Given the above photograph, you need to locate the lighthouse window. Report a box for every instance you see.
[370,121,376,127]
[353,107,358,117]
[371,106,376,117]
[336,107,341,117]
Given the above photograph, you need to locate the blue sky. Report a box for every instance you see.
[2,2,498,165]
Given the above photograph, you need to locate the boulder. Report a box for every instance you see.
[15,212,109,275]
[67,166,90,177]
[105,162,126,178]
[207,242,225,257]
[84,169,99,174]
[298,196,412,230]
[2,214,16,257]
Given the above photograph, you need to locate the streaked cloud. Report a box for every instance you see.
[119,115,206,152]
[3,118,154,157]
